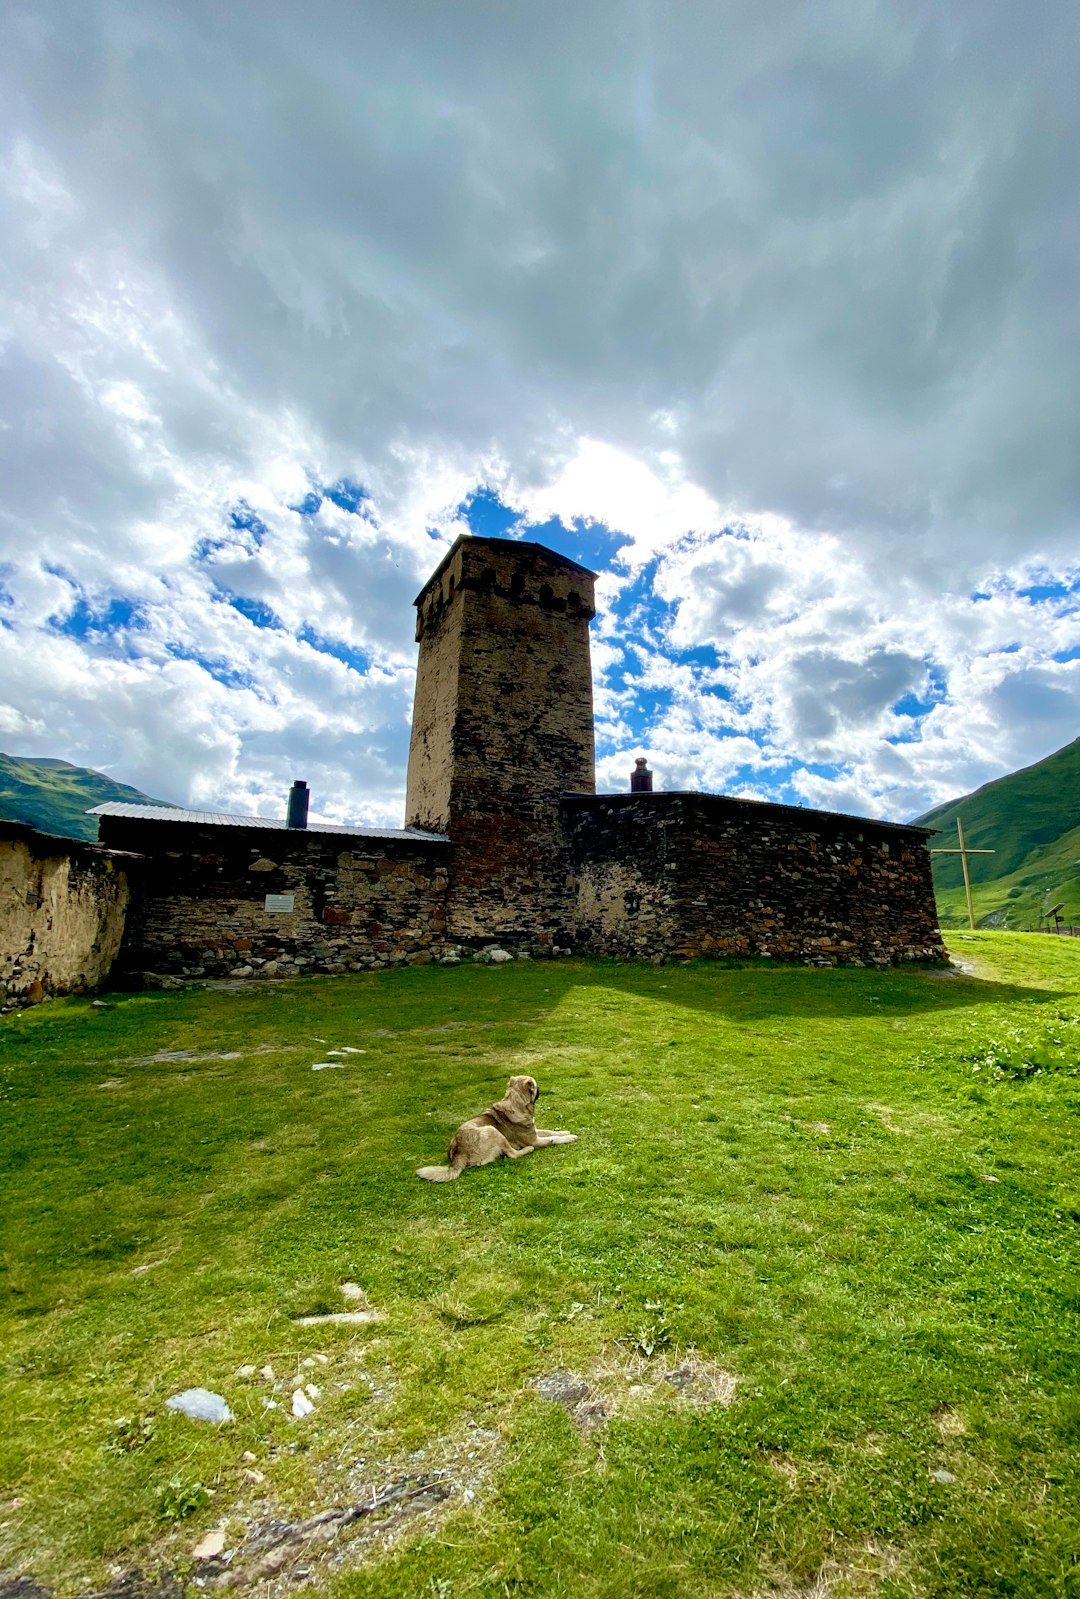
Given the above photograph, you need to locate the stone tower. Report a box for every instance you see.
[405,534,596,942]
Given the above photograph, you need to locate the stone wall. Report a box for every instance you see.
[406,535,596,944]
[96,816,451,978]
[564,793,944,966]
[0,821,135,1002]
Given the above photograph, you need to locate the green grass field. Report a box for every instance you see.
[2,936,1079,1598]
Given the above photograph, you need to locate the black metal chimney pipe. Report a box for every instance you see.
[286,779,310,829]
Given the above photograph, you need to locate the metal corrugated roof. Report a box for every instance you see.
[87,802,448,843]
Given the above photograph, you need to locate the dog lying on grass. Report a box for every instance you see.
[416,1074,577,1182]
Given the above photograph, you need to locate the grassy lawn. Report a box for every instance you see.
[2,934,1079,1598]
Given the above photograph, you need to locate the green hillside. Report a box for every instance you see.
[915,736,1080,930]
[0,752,166,843]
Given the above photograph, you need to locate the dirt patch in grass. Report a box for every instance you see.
[753,1538,901,1599]
[933,1405,967,1439]
[8,1425,503,1599]
[529,1348,738,1431]
[759,1450,800,1487]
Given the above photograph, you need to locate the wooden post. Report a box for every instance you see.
[957,816,976,931]
[930,817,995,932]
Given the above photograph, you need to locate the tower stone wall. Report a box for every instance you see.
[406,535,596,943]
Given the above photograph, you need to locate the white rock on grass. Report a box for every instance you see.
[165,1388,233,1423]
[291,1388,314,1418]
[292,1309,384,1326]
[192,1528,227,1561]
[311,1062,345,1071]
[488,949,513,964]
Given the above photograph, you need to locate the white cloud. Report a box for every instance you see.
[1,1,1078,826]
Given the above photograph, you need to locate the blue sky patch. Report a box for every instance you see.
[219,592,285,631]
[228,502,269,546]
[297,625,372,675]
[325,478,370,514]
[166,643,258,692]
[51,595,143,639]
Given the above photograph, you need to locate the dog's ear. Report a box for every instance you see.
[529,1077,540,1101]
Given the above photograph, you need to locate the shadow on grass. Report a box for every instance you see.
[415,955,1080,1027]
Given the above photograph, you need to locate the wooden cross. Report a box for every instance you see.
[930,816,995,931]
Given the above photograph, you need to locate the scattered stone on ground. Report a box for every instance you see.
[165,1389,233,1424]
[291,1389,314,1419]
[10,1419,499,1599]
[81,1569,182,1599]
[929,1467,957,1484]
[339,1282,366,1302]
[292,1310,384,1327]
[192,1530,227,1562]
[209,1475,453,1590]
[310,1063,345,1071]
[530,1371,592,1408]
[0,1578,52,1599]
[529,1350,738,1430]
[123,1049,246,1065]
[235,1365,256,1379]
[472,947,514,965]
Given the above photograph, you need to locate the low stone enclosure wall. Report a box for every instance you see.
[564,792,945,966]
[96,815,456,980]
[2,788,945,1000]
[0,821,136,1004]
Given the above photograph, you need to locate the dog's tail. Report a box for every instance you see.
[416,1136,466,1183]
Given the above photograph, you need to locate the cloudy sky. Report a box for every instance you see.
[2,1,1078,829]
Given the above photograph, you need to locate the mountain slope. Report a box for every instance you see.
[914,736,1080,929]
[0,752,167,843]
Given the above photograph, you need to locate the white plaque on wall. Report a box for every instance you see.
[264,893,295,913]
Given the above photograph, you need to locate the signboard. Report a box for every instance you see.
[264,893,295,913]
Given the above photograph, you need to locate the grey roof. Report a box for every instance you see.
[87,802,449,843]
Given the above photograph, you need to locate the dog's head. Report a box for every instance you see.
[505,1074,540,1107]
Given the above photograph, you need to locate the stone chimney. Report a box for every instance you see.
[286,780,310,829]
[630,758,653,793]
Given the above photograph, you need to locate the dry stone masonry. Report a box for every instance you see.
[565,792,943,965]
[93,814,452,980]
[20,529,943,993]
[406,536,596,946]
